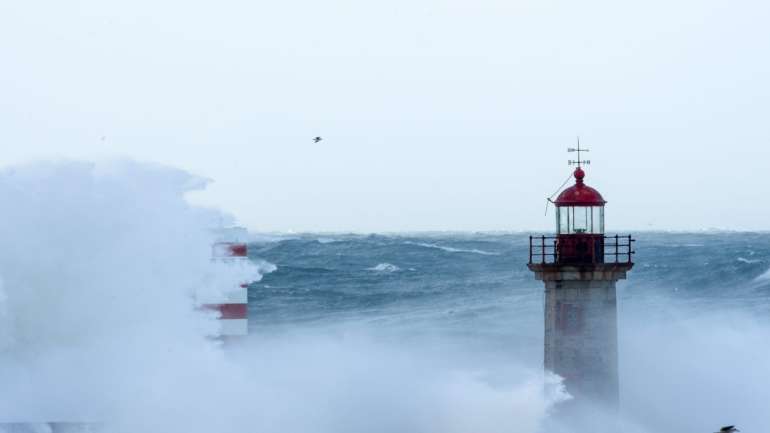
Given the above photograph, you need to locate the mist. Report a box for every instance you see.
[620,301,770,432]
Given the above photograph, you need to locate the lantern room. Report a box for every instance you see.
[552,166,607,264]
[554,167,606,235]
[528,145,634,267]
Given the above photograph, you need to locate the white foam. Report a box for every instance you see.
[737,257,760,264]
[316,237,340,244]
[405,241,500,256]
[367,263,401,273]
[0,160,266,427]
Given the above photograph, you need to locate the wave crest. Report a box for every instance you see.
[367,263,401,273]
[405,241,500,256]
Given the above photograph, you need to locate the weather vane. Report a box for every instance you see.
[568,137,590,167]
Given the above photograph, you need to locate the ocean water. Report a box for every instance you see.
[247,232,770,432]
[249,232,770,329]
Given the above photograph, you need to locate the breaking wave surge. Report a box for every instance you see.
[0,161,263,429]
[0,161,562,433]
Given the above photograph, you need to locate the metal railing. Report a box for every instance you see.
[528,234,635,265]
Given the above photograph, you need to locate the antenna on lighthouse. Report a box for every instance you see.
[568,137,591,167]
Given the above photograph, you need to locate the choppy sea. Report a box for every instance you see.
[244,232,770,432]
[248,232,770,327]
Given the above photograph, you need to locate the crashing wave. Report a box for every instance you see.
[254,259,278,274]
[0,160,270,429]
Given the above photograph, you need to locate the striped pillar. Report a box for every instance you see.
[204,242,249,337]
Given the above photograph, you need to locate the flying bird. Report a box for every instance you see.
[718,426,739,433]
[313,136,322,143]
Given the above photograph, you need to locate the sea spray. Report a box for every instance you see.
[0,278,13,350]
[0,160,262,430]
[0,160,562,433]
[621,304,770,433]
[224,331,569,433]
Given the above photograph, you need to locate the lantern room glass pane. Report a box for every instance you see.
[556,206,604,234]
[573,207,590,233]
[592,206,605,234]
[557,206,569,234]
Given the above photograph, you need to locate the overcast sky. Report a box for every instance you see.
[1,0,769,232]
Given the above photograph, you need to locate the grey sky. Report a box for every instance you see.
[2,0,769,232]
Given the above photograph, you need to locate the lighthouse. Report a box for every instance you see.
[528,145,634,415]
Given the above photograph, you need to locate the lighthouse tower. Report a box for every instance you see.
[528,146,634,414]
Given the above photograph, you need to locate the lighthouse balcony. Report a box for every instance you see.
[528,234,635,267]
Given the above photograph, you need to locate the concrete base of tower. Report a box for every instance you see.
[529,263,633,430]
[528,263,632,282]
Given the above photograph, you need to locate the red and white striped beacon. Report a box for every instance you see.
[204,242,249,337]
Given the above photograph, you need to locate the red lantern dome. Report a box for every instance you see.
[553,167,605,236]
[554,167,606,207]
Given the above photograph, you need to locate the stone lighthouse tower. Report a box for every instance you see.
[528,146,634,414]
